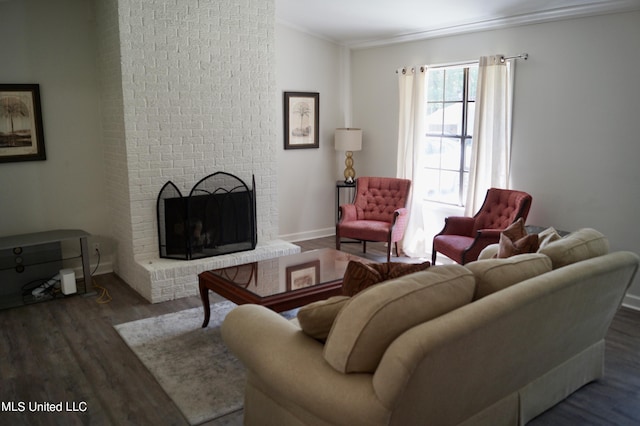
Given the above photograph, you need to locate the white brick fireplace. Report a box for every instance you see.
[95,0,298,302]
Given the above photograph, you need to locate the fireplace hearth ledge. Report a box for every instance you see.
[135,239,301,303]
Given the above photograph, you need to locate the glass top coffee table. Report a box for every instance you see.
[198,248,368,327]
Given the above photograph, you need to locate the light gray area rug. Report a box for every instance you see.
[114,301,244,425]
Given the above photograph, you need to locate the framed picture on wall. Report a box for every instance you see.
[283,91,319,149]
[0,84,46,163]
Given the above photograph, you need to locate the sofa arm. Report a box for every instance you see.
[221,304,304,362]
[221,305,390,425]
[478,243,499,260]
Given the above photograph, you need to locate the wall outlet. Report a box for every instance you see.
[93,242,100,253]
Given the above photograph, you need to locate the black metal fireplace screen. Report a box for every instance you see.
[156,172,257,260]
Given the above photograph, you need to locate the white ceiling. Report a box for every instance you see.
[275,0,640,48]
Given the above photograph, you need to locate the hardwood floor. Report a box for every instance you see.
[0,236,638,425]
[0,272,207,425]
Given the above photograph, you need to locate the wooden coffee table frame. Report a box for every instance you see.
[198,268,344,328]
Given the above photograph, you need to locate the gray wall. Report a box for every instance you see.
[0,0,109,271]
[350,11,640,306]
[275,24,345,241]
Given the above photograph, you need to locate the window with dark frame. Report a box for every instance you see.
[423,64,478,206]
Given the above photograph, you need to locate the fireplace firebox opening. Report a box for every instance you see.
[156,172,257,260]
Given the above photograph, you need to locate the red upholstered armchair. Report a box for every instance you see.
[432,188,532,265]
[336,177,411,262]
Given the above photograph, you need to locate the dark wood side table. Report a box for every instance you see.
[525,225,570,237]
[335,180,356,223]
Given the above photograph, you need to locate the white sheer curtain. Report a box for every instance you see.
[465,55,515,215]
[396,66,429,258]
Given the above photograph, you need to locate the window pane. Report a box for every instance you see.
[421,64,477,206]
[439,170,460,204]
[464,138,472,171]
[444,68,464,102]
[424,137,441,168]
[426,104,444,134]
[441,137,460,170]
[427,69,444,101]
[467,102,475,136]
[468,66,478,101]
[442,102,462,135]
[423,168,440,200]
[426,103,441,115]
[462,171,469,204]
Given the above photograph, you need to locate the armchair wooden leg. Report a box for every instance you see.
[363,241,367,253]
[431,249,437,265]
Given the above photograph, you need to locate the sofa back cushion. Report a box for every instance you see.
[465,253,552,300]
[538,228,609,269]
[323,264,475,373]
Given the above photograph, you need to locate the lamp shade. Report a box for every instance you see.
[334,128,362,151]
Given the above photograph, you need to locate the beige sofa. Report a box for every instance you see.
[221,229,639,425]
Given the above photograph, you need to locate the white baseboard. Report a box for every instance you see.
[279,228,335,243]
[622,293,640,311]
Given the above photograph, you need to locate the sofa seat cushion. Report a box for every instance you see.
[323,264,475,373]
[465,253,552,300]
[297,296,351,341]
[538,228,609,269]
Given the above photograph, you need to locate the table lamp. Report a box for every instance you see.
[335,128,362,184]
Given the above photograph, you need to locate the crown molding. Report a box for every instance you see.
[346,0,640,49]
[275,17,343,46]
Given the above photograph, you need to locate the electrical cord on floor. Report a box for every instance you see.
[91,248,112,304]
[21,277,58,299]
[22,278,47,293]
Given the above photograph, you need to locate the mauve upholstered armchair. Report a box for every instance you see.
[336,177,411,262]
[432,188,532,265]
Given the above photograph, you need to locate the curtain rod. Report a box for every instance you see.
[396,66,427,74]
[500,53,528,63]
[396,53,528,73]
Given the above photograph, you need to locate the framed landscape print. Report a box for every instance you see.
[286,260,320,291]
[283,91,319,149]
[0,84,46,163]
